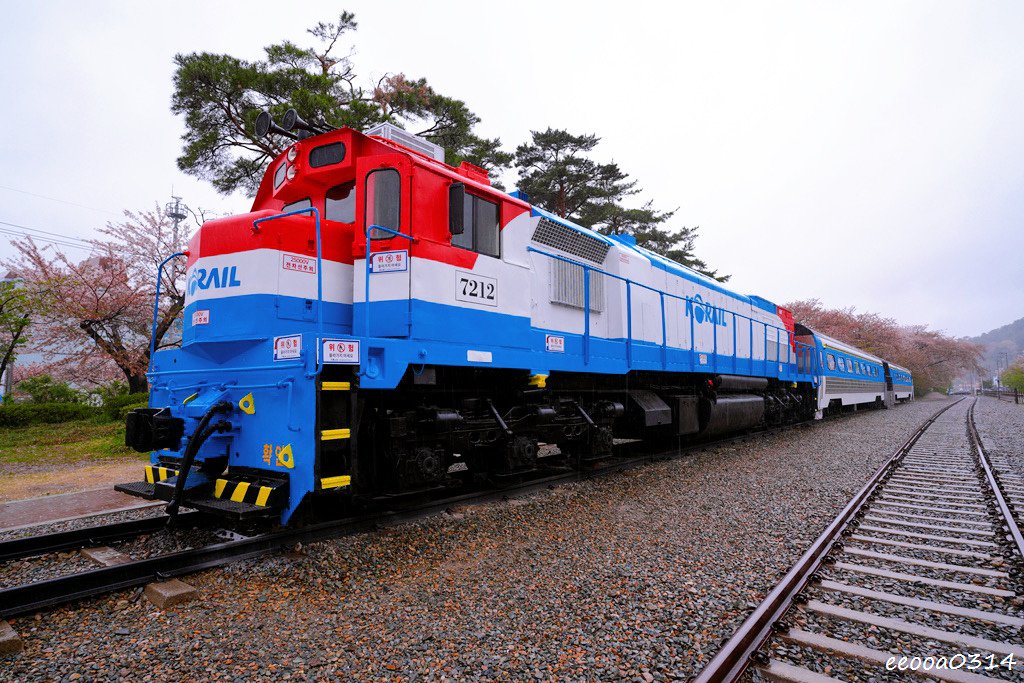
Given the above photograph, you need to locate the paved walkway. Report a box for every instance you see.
[0,487,156,531]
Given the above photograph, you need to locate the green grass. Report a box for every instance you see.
[0,419,145,466]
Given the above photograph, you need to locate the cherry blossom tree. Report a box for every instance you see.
[6,205,189,393]
[787,299,981,394]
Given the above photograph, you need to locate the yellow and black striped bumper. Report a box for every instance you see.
[144,465,179,484]
[212,478,285,508]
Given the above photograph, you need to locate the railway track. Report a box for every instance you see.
[0,511,206,563]
[0,416,818,620]
[696,397,1024,683]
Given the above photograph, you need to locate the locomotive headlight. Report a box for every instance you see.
[286,165,297,181]
[287,146,298,162]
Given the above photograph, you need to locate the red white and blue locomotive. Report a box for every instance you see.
[118,113,912,524]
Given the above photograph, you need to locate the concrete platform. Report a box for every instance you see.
[0,487,158,531]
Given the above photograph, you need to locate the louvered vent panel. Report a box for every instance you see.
[532,218,610,264]
[550,259,604,312]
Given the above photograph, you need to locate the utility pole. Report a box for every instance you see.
[164,195,190,247]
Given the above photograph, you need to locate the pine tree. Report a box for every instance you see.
[172,13,512,195]
[514,128,727,281]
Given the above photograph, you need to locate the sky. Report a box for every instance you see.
[1,1,1021,337]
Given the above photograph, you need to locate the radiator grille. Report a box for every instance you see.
[823,377,887,394]
[550,259,603,312]
[532,218,610,264]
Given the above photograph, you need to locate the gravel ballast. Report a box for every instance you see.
[2,398,954,682]
[975,396,1024,475]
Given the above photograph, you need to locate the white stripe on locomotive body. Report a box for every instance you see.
[191,211,796,372]
[185,250,353,307]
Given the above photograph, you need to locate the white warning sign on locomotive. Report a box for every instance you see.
[545,334,565,353]
[273,334,302,361]
[455,271,497,306]
[321,339,360,365]
[281,253,317,274]
[191,309,210,326]
[370,250,408,273]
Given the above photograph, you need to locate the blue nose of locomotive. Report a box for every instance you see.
[115,207,357,524]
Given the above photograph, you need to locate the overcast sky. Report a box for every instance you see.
[1,1,1021,337]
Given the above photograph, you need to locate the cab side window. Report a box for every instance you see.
[326,182,355,223]
[282,197,311,214]
[453,194,500,258]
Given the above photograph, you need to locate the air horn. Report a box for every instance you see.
[254,111,298,140]
[281,108,327,136]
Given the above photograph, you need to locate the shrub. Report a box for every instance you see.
[100,393,149,421]
[0,402,98,427]
[116,400,149,421]
[94,381,130,403]
[16,375,84,404]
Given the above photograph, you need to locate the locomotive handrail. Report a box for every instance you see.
[362,224,415,346]
[149,251,187,370]
[252,207,324,341]
[526,246,815,380]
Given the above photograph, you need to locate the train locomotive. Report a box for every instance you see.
[118,112,913,525]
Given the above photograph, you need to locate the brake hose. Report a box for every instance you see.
[165,401,232,524]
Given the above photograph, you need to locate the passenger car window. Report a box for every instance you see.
[453,193,500,258]
[827,354,836,371]
[326,182,355,223]
[366,169,400,239]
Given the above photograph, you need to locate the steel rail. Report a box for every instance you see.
[692,397,965,683]
[967,400,1024,559]
[0,511,206,563]
[0,465,619,619]
[0,413,825,619]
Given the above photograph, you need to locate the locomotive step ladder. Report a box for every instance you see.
[317,368,358,494]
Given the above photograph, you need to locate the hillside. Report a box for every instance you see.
[971,316,1024,375]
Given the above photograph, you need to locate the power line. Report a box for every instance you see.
[0,219,94,247]
[0,184,120,216]
[0,220,95,250]
[0,226,94,252]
